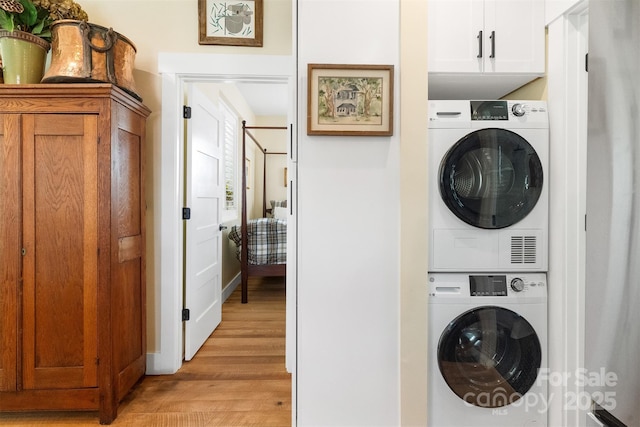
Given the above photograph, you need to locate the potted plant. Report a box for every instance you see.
[0,0,88,84]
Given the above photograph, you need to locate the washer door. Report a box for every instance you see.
[437,306,542,408]
[439,128,544,229]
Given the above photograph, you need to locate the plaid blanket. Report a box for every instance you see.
[228,218,287,265]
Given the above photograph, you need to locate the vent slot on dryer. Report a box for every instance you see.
[511,236,537,264]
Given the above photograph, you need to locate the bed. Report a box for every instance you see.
[228,121,288,303]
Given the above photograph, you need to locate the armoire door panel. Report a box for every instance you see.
[113,260,143,372]
[0,114,20,392]
[21,114,99,390]
[112,118,145,396]
[115,129,142,237]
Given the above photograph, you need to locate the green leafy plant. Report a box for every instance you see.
[0,0,88,41]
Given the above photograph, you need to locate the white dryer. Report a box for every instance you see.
[428,272,548,427]
[428,100,549,272]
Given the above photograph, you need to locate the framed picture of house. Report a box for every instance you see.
[198,0,263,47]
[307,64,394,136]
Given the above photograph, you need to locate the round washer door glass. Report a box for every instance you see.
[437,306,542,408]
[439,128,544,229]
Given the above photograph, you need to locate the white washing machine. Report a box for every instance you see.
[428,100,549,272]
[428,272,548,427]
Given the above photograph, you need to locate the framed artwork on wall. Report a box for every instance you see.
[198,0,263,47]
[307,64,394,136]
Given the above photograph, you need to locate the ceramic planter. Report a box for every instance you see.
[0,30,50,84]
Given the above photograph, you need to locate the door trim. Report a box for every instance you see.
[546,3,589,426]
[152,54,293,375]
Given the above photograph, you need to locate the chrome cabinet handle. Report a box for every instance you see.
[219,225,228,231]
[477,30,483,58]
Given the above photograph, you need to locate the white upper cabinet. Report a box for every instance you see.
[428,0,545,98]
[429,0,544,74]
[485,0,545,73]
[428,0,485,73]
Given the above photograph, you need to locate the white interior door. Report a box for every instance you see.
[184,85,223,361]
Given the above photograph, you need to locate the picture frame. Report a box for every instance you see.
[307,64,394,136]
[198,0,263,47]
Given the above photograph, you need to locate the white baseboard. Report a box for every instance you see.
[146,351,180,375]
[222,272,241,303]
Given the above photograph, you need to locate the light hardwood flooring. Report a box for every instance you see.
[0,277,292,426]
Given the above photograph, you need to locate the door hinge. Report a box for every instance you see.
[182,308,190,321]
[183,105,192,119]
[182,207,191,220]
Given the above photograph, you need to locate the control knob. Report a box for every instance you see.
[512,103,526,117]
[510,278,525,292]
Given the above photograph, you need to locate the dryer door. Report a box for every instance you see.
[437,306,542,408]
[439,128,543,229]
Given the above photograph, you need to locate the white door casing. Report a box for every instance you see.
[546,2,589,426]
[184,85,223,361]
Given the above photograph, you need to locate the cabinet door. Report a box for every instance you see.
[428,0,485,73]
[484,0,545,73]
[0,114,19,392]
[111,102,147,400]
[21,113,99,390]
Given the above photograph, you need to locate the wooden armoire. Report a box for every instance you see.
[0,84,150,424]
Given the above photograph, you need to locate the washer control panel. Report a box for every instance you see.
[428,272,547,300]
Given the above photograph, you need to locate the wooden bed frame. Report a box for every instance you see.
[239,121,287,303]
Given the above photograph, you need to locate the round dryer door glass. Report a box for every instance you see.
[437,306,542,408]
[439,128,544,229]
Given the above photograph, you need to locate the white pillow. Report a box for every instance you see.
[274,206,288,220]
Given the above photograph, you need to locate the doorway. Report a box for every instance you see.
[153,54,295,381]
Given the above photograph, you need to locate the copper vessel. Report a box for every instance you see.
[42,20,140,101]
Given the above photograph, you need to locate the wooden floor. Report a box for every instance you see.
[0,277,292,426]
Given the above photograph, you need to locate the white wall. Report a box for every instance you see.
[297,1,400,425]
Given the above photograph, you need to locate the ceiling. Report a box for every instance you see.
[235,82,289,117]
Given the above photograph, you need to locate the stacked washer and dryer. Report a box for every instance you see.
[427,100,549,426]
